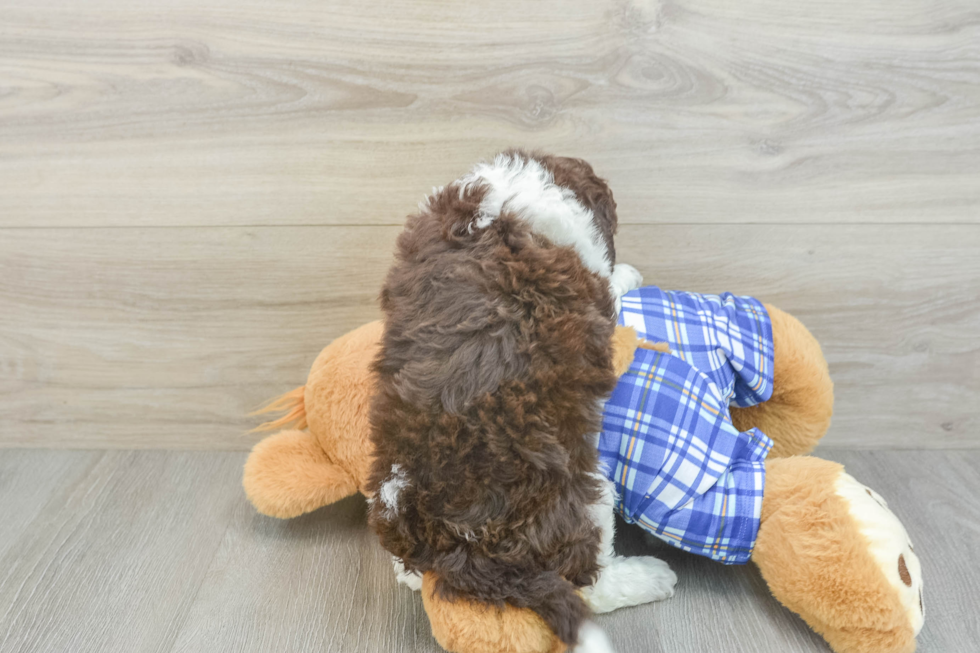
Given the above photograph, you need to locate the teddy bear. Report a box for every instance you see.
[243,286,924,653]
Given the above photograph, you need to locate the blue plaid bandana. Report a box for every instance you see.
[598,286,775,564]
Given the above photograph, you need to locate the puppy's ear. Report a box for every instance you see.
[591,196,617,267]
[536,153,618,270]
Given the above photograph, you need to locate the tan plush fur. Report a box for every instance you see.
[611,327,668,377]
[755,457,917,653]
[304,320,382,495]
[422,572,567,653]
[610,326,640,377]
[244,320,382,517]
[251,385,308,432]
[243,429,358,518]
[243,310,917,653]
[730,304,834,459]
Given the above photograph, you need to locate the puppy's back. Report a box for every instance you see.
[368,152,619,647]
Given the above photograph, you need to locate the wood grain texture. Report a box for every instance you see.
[0,449,975,652]
[0,449,103,560]
[0,450,244,653]
[1,0,978,449]
[0,0,978,227]
[1,224,977,449]
[168,493,436,653]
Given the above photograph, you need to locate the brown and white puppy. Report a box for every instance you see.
[367,151,654,652]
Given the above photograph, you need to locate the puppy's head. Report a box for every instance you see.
[456,150,619,277]
[382,152,620,413]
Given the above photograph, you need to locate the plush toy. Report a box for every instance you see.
[243,288,924,653]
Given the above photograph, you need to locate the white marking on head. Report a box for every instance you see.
[379,464,410,520]
[457,153,613,278]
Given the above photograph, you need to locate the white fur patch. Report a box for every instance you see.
[392,557,424,591]
[583,556,676,614]
[609,263,643,314]
[458,153,613,278]
[835,472,924,635]
[379,464,410,520]
[582,470,676,613]
[587,471,619,563]
[573,620,616,653]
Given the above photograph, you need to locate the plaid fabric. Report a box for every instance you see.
[619,286,774,408]
[597,287,776,564]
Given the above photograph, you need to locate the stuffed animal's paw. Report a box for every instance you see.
[243,429,358,518]
[755,457,923,653]
[835,472,924,637]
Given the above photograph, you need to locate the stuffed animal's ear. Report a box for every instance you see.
[243,430,358,519]
[611,326,670,377]
[611,326,640,377]
[420,573,565,653]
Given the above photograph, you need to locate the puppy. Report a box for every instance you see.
[367,151,656,651]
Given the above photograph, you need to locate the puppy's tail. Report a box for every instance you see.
[432,562,614,652]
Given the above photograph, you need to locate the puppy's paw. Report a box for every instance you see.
[610,263,643,315]
[610,263,643,295]
[583,555,676,614]
[612,555,677,605]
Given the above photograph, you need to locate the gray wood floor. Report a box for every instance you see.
[0,448,976,653]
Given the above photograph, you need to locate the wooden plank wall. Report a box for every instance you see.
[1,0,978,449]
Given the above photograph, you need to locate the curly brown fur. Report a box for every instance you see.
[367,152,620,647]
